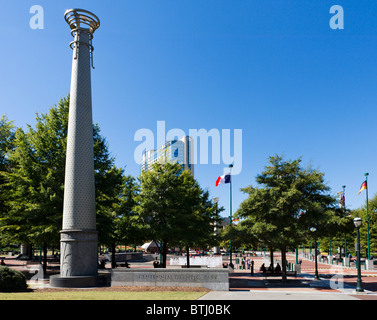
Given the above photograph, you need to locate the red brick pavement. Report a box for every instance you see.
[224,252,377,295]
[3,252,377,297]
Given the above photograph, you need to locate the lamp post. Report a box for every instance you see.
[353,217,364,293]
[310,227,320,280]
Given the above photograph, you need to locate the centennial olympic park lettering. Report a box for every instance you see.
[134,121,243,175]
[135,272,218,282]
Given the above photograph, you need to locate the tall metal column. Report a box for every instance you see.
[51,9,100,288]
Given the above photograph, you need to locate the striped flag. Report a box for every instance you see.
[215,173,231,186]
[338,192,345,208]
[358,181,367,195]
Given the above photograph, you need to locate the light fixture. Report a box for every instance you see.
[353,217,362,228]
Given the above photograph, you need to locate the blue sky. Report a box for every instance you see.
[1,1,377,217]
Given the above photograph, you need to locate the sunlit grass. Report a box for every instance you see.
[0,290,207,300]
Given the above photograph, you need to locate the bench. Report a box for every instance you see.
[262,271,296,277]
[181,265,203,268]
[25,261,41,266]
[115,261,130,267]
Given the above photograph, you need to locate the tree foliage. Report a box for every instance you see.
[0,97,133,260]
[235,155,337,280]
[351,194,377,256]
[0,115,16,247]
[135,161,220,267]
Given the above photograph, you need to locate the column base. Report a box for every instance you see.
[50,275,97,288]
[60,229,98,277]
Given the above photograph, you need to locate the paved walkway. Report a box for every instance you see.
[3,252,377,300]
[199,252,377,300]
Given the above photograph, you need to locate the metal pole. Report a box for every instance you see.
[356,225,364,292]
[314,237,319,280]
[365,173,370,260]
[309,240,311,260]
[343,185,347,258]
[229,164,233,268]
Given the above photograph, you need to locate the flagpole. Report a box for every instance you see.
[229,164,233,269]
[342,185,347,258]
[365,173,370,260]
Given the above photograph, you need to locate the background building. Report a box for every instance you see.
[141,136,194,175]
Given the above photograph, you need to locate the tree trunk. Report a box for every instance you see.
[42,242,47,278]
[186,245,190,268]
[161,241,167,268]
[270,248,274,269]
[28,243,33,260]
[111,243,116,269]
[281,246,287,283]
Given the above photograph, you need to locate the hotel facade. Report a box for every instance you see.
[141,136,194,175]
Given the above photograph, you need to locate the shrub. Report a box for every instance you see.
[0,266,27,292]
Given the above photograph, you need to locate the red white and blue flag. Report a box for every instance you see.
[216,174,231,186]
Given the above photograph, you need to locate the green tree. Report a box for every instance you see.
[99,174,142,268]
[175,185,221,267]
[318,206,353,257]
[0,115,16,248]
[0,101,68,272]
[135,161,219,267]
[116,175,143,249]
[0,115,15,169]
[0,97,126,273]
[236,155,336,281]
[220,220,259,253]
[351,194,377,257]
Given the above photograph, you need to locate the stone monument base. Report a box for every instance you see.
[110,268,229,291]
[49,275,98,288]
[60,229,98,277]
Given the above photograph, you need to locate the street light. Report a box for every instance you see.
[354,217,362,228]
[310,227,320,280]
[353,217,364,293]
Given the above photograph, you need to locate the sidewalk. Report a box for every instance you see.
[213,252,377,300]
[198,289,361,300]
[3,252,377,300]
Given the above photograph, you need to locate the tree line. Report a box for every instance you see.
[223,155,376,281]
[0,97,221,274]
[0,97,374,278]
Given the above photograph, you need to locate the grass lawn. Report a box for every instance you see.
[0,288,208,300]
